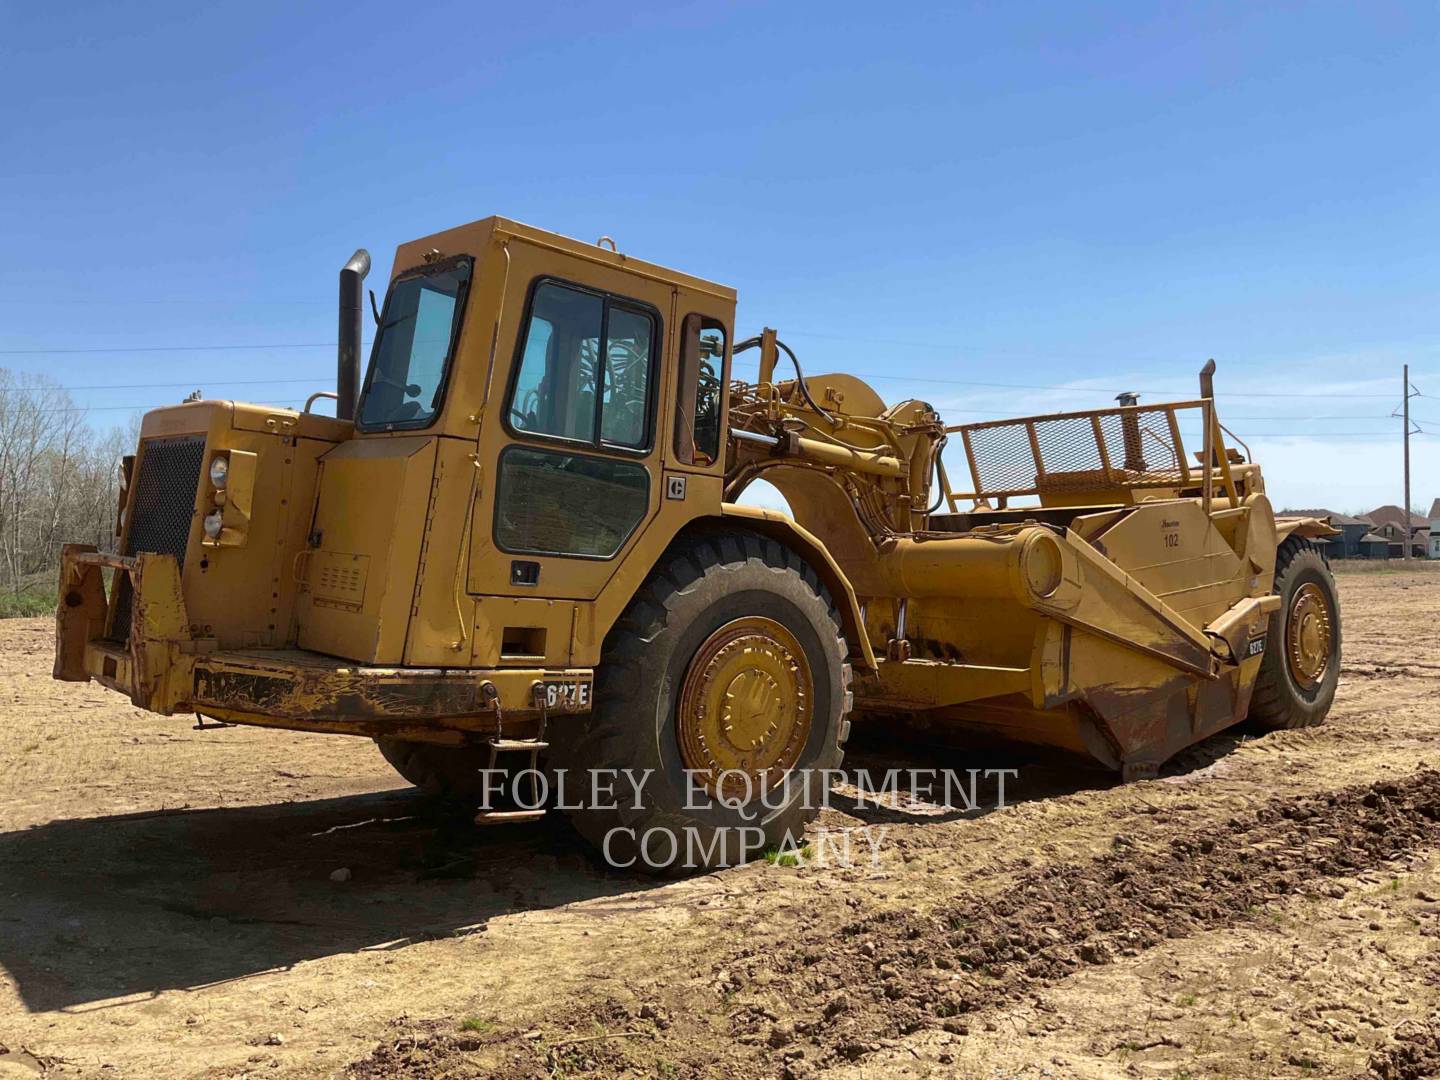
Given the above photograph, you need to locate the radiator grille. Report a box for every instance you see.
[112,434,206,640]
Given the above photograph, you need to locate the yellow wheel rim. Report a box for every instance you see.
[1285,582,1333,690]
[676,616,813,800]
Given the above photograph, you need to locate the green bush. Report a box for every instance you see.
[0,589,55,618]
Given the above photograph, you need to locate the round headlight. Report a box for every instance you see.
[203,509,224,539]
[209,455,228,488]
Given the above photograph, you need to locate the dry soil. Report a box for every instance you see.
[2,563,1438,1079]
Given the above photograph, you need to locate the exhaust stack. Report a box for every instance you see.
[337,249,372,421]
[1115,391,1146,471]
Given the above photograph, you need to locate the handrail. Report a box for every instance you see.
[947,397,1239,509]
[943,397,1213,435]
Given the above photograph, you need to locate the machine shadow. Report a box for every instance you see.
[832,720,1255,825]
[830,730,1113,826]
[2,726,1250,1014]
[0,789,651,1013]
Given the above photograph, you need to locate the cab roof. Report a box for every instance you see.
[390,215,737,303]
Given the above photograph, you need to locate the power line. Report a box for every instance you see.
[0,354,1421,422]
[0,298,332,306]
[0,345,1430,425]
[10,395,1424,434]
[727,360,1405,399]
[1185,426,1431,436]
[0,342,368,356]
[2,340,1419,400]
[826,372,1401,399]
[30,399,315,413]
[0,376,330,394]
[0,386,1430,430]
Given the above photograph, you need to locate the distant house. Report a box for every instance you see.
[1367,504,1431,558]
[1280,509,1381,559]
[1356,531,1393,559]
[1431,501,1440,559]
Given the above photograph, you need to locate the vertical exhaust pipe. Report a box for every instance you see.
[1115,391,1145,471]
[337,249,372,421]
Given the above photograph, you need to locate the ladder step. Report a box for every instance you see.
[487,738,549,752]
[473,809,547,826]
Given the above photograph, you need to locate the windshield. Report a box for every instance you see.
[357,257,472,429]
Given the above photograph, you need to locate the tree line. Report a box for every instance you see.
[0,368,136,614]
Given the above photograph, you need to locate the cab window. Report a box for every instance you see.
[494,446,649,558]
[357,258,471,430]
[508,280,657,450]
[675,315,727,464]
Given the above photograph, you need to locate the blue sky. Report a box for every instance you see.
[2,1,1437,512]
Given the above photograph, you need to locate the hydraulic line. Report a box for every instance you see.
[733,336,836,425]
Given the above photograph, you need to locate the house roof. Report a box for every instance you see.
[1279,508,1370,526]
[1367,505,1431,531]
[1358,532,1391,545]
[1431,498,1440,520]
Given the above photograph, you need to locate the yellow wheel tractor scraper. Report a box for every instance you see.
[54,217,1341,871]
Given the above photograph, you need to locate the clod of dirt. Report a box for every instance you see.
[330,867,352,883]
[767,1020,796,1048]
[1351,1013,1440,1080]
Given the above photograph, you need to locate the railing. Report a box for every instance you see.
[943,397,1238,514]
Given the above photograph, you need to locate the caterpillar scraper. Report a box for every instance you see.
[54,217,1340,871]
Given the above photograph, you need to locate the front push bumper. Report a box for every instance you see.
[53,545,592,745]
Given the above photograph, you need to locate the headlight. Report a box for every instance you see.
[209,454,229,488]
[203,510,224,539]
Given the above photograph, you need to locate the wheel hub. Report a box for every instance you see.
[677,616,813,800]
[1286,582,1333,690]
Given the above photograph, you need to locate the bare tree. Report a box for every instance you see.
[0,368,133,603]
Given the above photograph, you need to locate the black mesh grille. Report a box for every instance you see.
[957,404,1201,501]
[111,434,206,641]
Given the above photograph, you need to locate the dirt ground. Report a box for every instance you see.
[2,564,1438,1080]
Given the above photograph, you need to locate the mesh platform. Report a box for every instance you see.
[951,401,1212,502]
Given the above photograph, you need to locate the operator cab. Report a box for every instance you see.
[297,217,738,670]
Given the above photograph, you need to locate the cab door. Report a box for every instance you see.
[466,242,673,602]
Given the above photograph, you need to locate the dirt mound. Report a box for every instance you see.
[347,999,738,1080]
[347,768,1440,1078]
[744,768,1440,1070]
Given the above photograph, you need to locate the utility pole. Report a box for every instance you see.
[1404,363,1411,561]
[1397,366,1423,559]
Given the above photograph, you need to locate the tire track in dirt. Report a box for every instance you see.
[347,767,1440,1078]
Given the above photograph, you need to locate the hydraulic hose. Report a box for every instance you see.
[925,435,949,515]
[733,336,836,425]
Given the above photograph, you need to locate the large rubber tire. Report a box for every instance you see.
[1247,537,1341,731]
[374,738,492,803]
[552,529,851,876]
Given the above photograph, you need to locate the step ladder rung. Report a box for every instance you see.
[487,738,550,752]
[473,808,546,826]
